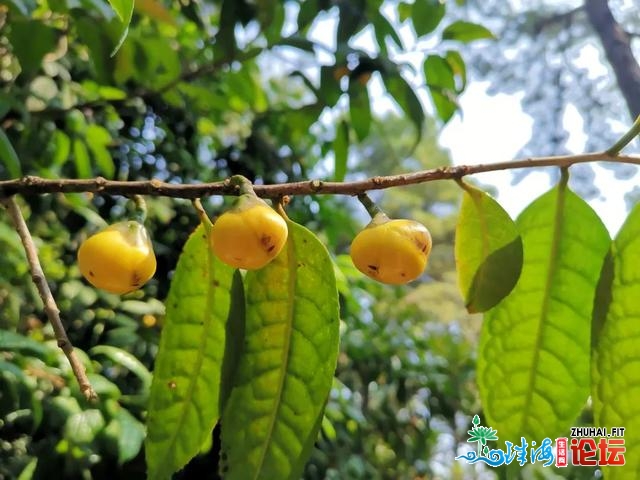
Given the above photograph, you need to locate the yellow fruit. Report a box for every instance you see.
[78,221,156,294]
[211,203,288,270]
[350,218,432,285]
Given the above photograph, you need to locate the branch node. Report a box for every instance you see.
[94,176,107,190]
[149,179,163,192]
[309,179,323,191]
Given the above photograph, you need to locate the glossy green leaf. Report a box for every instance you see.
[145,224,239,480]
[333,120,349,182]
[478,183,610,442]
[412,0,445,37]
[221,220,340,480]
[0,129,22,179]
[592,202,640,477]
[442,20,495,43]
[107,0,134,55]
[90,345,152,391]
[348,79,371,141]
[455,184,522,313]
[8,20,58,78]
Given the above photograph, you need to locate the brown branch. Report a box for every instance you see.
[0,152,638,199]
[1,197,97,402]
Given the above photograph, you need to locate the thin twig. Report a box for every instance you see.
[2,196,97,401]
[0,151,639,199]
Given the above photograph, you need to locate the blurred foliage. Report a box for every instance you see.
[0,0,510,478]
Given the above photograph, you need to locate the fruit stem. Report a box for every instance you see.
[357,193,389,222]
[131,195,147,223]
[192,198,213,232]
[229,175,257,197]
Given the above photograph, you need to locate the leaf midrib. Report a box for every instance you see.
[252,224,297,479]
[521,186,566,431]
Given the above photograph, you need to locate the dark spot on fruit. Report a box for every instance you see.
[368,265,379,272]
[261,234,275,252]
[298,262,305,267]
[213,280,220,287]
[401,272,406,277]
[89,271,95,277]
[131,272,141,286]
[168,380,177,389]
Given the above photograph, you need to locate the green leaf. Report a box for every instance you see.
[72,139,91,178]
[478,183,610,442]
[90,345,152,391]
[0,330,56,360]
[51,130,71,168]
[109,407,146,464]
[412,0,445,37]
[107,0,135,55]
[8,20,58,78]
[348,79,371,141]
[333,120,349,182]
[445,50,467,92]
[372,10,403,53]
[441,20,495,43]
[145,224,238,480]
[0,129,22,179]
[319,66,343,107]
[429,88,457,123]
[221,220,340,480]
[592,202,640,477]
[64,409,105,444]
[455,184,522,313]
[424,54,455,90]
[85,124,115,178]
[219,270,246,415]
[383,72,424,146]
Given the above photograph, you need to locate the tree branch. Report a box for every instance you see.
[585,0,640,119]
[0,152,638,199]
[1,197,97,402]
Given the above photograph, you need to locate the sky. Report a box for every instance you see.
[300,1,636,235]
[439,83,632,235]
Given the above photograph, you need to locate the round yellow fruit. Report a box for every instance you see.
[350,219,432,285]
[78,221,156,294]
[210,203,288,270]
